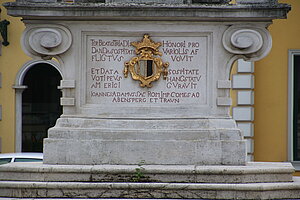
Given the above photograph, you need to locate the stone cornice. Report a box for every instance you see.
[3,2,291,21]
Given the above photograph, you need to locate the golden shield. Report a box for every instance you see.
[124,34,169,88]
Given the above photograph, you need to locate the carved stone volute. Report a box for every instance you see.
[222,25,272,61]
[22,24,72,59]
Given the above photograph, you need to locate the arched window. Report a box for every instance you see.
[14,60,63,152]
[21,63,62,152]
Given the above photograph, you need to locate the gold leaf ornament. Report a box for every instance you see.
[124,34,169,88]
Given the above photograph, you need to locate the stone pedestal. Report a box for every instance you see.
[3,0,295,199]
[34,19,255,165]
[3,0,290,168]
[45,118,245,165]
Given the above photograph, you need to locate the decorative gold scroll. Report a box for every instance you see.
[124,34,169,88]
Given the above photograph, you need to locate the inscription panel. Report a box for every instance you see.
[84,34,210,108]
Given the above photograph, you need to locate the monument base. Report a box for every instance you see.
[0,162,299,199]
[44,117,246,165]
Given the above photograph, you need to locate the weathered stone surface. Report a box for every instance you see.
[3,1,290,21]
[0,162,299,199]
[236,0,278,4]
[0,175,300,199]
[2,0,290,168]
[2,1,295,199]
[3,0,293,195]
[19,19,273,165]
[12,0,249,4]
[22,24,72,58]
[2,180,300,199]
[43,118,247,165]
[23,19,254,165]
[0,162,294,183]
[44,139,246,165]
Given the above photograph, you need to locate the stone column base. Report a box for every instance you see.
[44,117,246,165]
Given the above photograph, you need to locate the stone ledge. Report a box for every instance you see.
[48,128,243,140]
[0,178,300,199]
[51,118,238,129]
[0,162,294,183]
[4,2,290,21]
[1,178,300,190]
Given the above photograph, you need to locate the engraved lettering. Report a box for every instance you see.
[87,36,207,105]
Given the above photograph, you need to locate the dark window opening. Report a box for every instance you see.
[294,55,300,161]
[22,63,62,153]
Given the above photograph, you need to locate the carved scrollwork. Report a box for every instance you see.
[222,25,272,61]
[22,25,72,59]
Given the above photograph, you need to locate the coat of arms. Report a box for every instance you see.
[124,34,169,88]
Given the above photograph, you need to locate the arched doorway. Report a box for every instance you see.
[21,63,62,152]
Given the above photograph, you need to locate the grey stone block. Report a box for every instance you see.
[43,117,246,165]
[0,177,300,199]
[236,0,277,4]
[0,162,295,183]
[44,139,238,165]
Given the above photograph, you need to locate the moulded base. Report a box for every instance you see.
[44,117,246,165]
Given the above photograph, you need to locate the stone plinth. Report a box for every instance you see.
[0,162,295,183]
[45,118,245,165]
[3,0,290,166]
[0,162,300,199]
[2,0,296,199]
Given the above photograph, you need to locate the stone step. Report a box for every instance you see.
[0,199,210,200]
[1,178,300,199]
[48,128,242,140]
[0,199,218,200]
[44,138,246,165]
[0,162,294,184]
[55,118,237,129]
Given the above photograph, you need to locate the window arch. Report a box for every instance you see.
[14,60,63,152]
